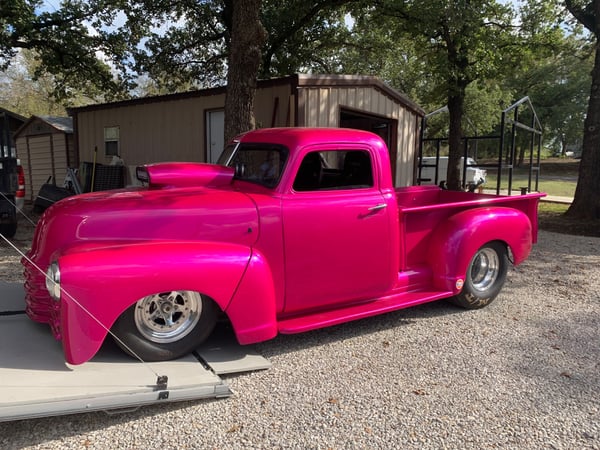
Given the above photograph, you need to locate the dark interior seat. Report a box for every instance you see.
[293,152,322,191]
[342,151,373,187]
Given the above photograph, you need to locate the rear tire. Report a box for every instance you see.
[450,241,508,310]
[111,290,218,361]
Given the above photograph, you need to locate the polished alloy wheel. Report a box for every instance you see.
[469,247,500,292]
[134,291,202,344]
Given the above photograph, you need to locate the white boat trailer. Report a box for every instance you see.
[0,282,270,422]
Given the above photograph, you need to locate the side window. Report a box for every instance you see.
[293,150,374,192]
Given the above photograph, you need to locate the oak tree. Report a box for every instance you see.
[1,0,134,101]
[364,0,517,190]
[565,0,600,219]
[224,0,267,142]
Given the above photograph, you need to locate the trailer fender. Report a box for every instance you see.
[427,207,533,293]
[57,241,253,365]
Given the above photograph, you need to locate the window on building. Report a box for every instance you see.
[104,126,120,156]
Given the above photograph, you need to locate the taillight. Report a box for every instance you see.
[16,165,25,198]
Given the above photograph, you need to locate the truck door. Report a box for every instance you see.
[282,149,392,314]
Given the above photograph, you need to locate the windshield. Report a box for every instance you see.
[217,143,238,166]
[221,143,288,188]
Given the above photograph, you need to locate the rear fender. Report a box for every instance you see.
[57,241,252,365]
[427,207,533,292]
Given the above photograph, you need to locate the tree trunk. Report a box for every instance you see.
[224,0,267,144]
[446,89,465,190]
[566,40,600,220]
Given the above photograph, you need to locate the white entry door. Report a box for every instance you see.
[206,110,225,163]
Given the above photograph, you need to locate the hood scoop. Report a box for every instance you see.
[136,162,235,188]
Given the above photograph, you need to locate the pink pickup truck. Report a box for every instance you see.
[23,128,544,365]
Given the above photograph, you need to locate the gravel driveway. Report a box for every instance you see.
[0,220,598,449]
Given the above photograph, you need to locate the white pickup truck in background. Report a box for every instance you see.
[419,156,487,188]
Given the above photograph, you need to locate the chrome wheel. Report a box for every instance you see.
[470,247,500,292]
[134,291,202,344]
[449,241,508,310]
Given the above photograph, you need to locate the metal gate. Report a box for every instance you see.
[418,97,543,194]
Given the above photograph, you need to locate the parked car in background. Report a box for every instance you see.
[0,156,18,238]
[15,161,25,213]
[419,156,487,189]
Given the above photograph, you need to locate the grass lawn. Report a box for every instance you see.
[485,175,576,197]
[483,158,578,197]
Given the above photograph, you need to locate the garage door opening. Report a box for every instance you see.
[340,108,397,178]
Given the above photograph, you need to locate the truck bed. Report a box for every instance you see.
[395,184,542,210]
[395,185,544,270]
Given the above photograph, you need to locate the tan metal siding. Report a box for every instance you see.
[77,84,296,169]
[72,77,422,187]
[254,84,293,127]
[51,135,68,186]
[395,109,415,187]
[67,134,76,167]
[24,136,52,202]
[299,86,420,186]
[77,94,225,166]
[17,130,74,202]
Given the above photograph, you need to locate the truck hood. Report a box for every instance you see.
[28,183,259,266]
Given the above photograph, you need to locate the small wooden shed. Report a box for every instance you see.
[14,116,75,202]
[69,74,425,186]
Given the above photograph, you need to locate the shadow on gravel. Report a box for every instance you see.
[506,311,600,444]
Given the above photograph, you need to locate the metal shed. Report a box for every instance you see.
[14,116,75,203]
[69,74,425,186]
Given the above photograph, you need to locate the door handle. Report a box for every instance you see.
[368,203,388,212]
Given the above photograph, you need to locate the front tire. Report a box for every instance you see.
[111,290,218,361]
[450,241,508,310]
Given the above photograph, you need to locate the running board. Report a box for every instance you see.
[278,289,453,334]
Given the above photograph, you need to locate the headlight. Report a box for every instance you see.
[45,262,61,300]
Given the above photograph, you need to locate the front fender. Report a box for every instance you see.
[57,241,253,365]
[225,249,278,345]
[427,207,533,292]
